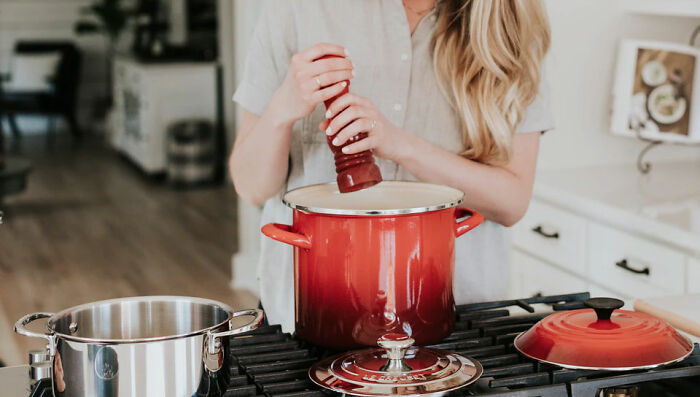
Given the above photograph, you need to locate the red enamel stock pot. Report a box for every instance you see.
[515,297,694,370]
[262,181,483,349]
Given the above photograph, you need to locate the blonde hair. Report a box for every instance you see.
[432,0,550,164]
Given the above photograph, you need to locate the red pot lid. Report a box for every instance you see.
[514,298,694,370]
[309,333,482,396]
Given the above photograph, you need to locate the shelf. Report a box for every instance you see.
[622,0,700,18]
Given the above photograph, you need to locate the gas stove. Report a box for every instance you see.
[4,292,700,396]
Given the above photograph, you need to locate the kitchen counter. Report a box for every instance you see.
[0,365,31,395]
[533,161,700,256]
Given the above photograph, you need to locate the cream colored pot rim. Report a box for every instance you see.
[282,181,464,216]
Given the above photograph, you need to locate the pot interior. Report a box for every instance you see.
[49,296,232,342]
[283,181,464,215]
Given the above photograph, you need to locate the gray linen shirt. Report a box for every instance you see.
[234,0,554,332]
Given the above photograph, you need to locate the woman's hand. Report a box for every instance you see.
[272,43,354,125]
[319,93,411,162]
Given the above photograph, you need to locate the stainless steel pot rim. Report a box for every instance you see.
[282,181,464,216]
[513,331,694,371]
[46,295,236,344]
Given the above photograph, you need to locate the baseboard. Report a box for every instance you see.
[230,251,260,298]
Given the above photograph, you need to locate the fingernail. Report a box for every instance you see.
[344,49,350,57]
[341,81,347,87]
[325,109,332,119]
[332,137,340,146]
[342,147,349,154]
[326,126,332,135]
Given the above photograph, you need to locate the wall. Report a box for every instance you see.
[541,0,700,170]
[226,0,263,294]
[0,0,109,133]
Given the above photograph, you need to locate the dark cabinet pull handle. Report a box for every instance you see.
[615,259,650,276]
[532,225,559,239]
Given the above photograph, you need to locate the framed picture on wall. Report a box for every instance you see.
[611,40,700,143]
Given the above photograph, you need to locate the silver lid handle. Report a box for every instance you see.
[378,333,414,372]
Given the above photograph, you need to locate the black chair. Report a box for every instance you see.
[0,41,83,140]
[0,86,33,206]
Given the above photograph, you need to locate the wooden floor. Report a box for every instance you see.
[0,134,256,366]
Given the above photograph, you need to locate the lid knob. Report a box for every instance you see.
[584,297,624,321]
[377,333,414,372]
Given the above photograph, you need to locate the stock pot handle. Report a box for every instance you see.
[207,309,265,354]
[14,312,57,356]
[261,223,312,249]
[454,208,484,237]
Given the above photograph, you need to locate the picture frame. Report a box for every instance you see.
[611,39,700,143]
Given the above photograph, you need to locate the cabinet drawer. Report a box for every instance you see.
[510,249,587,299]
[588,223,685,297]
[688,257,700,294]
[588,282,630,302]
[512,200,587,275]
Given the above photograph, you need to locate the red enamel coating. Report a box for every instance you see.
[261,223,312,249]
[515,308,694,369]
[262,207,483,349]
[454,208,484,237]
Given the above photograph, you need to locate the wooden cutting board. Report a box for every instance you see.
[634,294,700,341]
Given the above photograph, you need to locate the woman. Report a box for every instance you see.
[231,0,552,332]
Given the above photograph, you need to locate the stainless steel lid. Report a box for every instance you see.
[309,333,483,396]
[283,181,464,216]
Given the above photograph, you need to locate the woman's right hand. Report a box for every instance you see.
[271,43,354,125]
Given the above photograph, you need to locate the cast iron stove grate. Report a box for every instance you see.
[27,292,700,396]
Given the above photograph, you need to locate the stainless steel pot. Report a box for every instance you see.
[14,296,264,397]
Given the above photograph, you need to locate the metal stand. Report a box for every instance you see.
[636,140,662,174]
[632,125,663,174]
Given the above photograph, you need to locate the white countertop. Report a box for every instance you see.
[533,161,700,256]
[633,294,700,344]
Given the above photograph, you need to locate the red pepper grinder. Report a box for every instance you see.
[320,55,382,193]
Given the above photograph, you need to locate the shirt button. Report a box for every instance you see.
[393,103,402,111]
[400,53,409,61]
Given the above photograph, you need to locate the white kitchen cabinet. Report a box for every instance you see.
[509,249,587,299]
[688,257,700,294]
[587,283,631,307]
[512,200,587,276]
[110,56,218,174]
[511,162,700,300]
[588,223,686,298]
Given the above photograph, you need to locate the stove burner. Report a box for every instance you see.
[30,378,52,397]
[25,292,700,396]
[601,385,639,397]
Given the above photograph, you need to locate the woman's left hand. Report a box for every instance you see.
[318,93,410,162]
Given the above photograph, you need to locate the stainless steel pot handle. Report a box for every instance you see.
[14,312,57,356]
[206,309,264,354]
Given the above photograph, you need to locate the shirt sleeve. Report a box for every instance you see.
[515,70,555,134]
[233,0,297,115]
